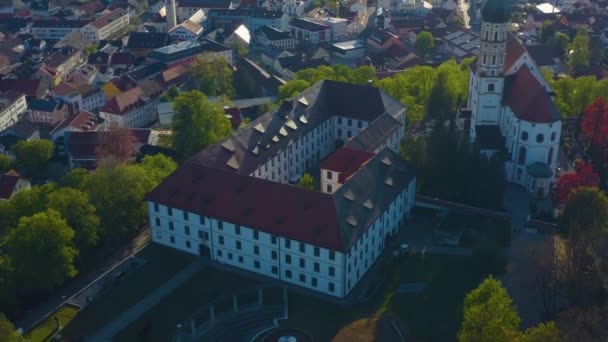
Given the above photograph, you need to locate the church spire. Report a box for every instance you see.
[481,0,511,23]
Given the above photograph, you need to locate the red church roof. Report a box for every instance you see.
[321,147,375,183]
[505,34,526,72]
[503,65,561,123]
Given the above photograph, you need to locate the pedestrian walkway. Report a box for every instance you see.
[89,260,206,341]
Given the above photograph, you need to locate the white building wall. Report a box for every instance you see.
[0,94,27,132]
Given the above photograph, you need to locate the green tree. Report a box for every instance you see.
[0,201,16,239]
[415,31,435,55]
[0,154,12,173]
[297,173,315,190]
[0,313,24,342]
[13,140,53,177]
[171,90,233,158]
[558,187,608,237]
[427,71,452,120]
[400,134,426,172]
[191,56,234,98]
[48,187,100,252]
[85,44,97,57]
[167,86,179,99]
[85,162,155,242]
[61,168,90,189]
[569,28,591,74]
[278,79,310,100]
[6,210,77,290]
[551,32,570,55]
[540,20,556,43]
[521,322,561,342]
[458,276,520,342]
[9,183,56,221]
[134,154,177,185]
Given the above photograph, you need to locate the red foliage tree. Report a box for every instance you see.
[581,97,608,147]
[95,126,138,163]
[555,162,600,206]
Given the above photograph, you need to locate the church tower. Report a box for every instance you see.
[166,0,177,32]
[468,0,511,139]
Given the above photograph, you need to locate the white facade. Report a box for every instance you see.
[100,100,159,128]
[148,174,415,297]
[168,23,203,41]
[317,17,348,42]
[282,0,310,17]
[0,94,27,132]
[81,10,130,41]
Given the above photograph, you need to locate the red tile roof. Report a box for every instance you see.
[503,65,561,123]
[146,164,345,251]
[321,147,375,184]
[505,34,526,72]
[89,8,126,29]
[0,174,19,199]
[66,129,151,158]
[50,110,103,136]
[0,79,42,97]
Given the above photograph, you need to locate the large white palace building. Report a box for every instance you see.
[467,0,562,197]
[146,81,416,298]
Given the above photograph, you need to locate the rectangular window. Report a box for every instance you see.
[154,203,159,212]
[199,216,205,225]
[218,236,224,245]
[326,171,332,179]
[198,230,203,239]
[228,252,233,260]
[217,249,223,257]
[285,270,292,278]
[183,211,189,220]
[337,117,342,124]
[169,222,174,231]
[285,254,292,264]
[272,266,278,274]
[328,282,335,292]
[170,236,175,244]
[299,242,305,253]
[254,245,260,255]
[357,120,362,128]
[327,184,332,193]
[311,277,318,287]
[348,118,352,126]
[184,226,190,236]
[314,247,320,257]
[272,250,278,260]
[271,235,277,245]
[254,260,260,269]
[236,241,242,250]
[238,256,244,263]
[329,266,335,276]
[235,225,241,235]
[217,221,223,230]
[204,231,209,240]
[299,274,306,283]
[329,251,335,261]
[314,262,320,272]
[155,218,160,227]
[299,258,305,268]
[253,230,259,240]
[168,207,173,216]
[285,239,291,249]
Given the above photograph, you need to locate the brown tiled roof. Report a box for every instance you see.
[50,110,103,136]
[321,147,375,183]
[89,8,126,29]
[503,65,561,123]
[505,34,526,72]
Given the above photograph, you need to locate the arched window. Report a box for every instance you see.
[494,31,498,41]
[521,131,528,141]
[547,147,554,165]
[536,134,544,143]
[518,146,526,165]
[483,55,487,64]
[485,30,489,40]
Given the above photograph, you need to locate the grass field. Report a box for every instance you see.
[114,268,259,342]
[25,305,79,341]
[60,244,194,339]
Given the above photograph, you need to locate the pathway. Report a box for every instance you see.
[89,260,207,341]
[19,229,151,332]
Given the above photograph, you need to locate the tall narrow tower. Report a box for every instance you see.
[468,0,511,139]
[166,0,177,32]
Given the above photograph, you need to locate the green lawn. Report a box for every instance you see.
[114,268,259,342]
[25,305,79,342]
[60,244,194,339]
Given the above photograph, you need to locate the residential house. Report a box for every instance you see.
[146,38,233,67]
[38,47,85,87]
[255,25,295,50]
[282,0,311,17]
[316,17,348,42]
[0,170,30,200]
[50,110,105,141]
[289,18,331,43]
[0,79,48,99]
[81,8,130,41]
[366,28,405,54]
[0,91,27,132]
[99,79,163,128]
[169,20,204,41]
[32,19,91,40]
[125,32,171,57]
[53,84,106,113]
[27,99,69,125]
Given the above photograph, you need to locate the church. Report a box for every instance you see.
[466,0,562,198]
